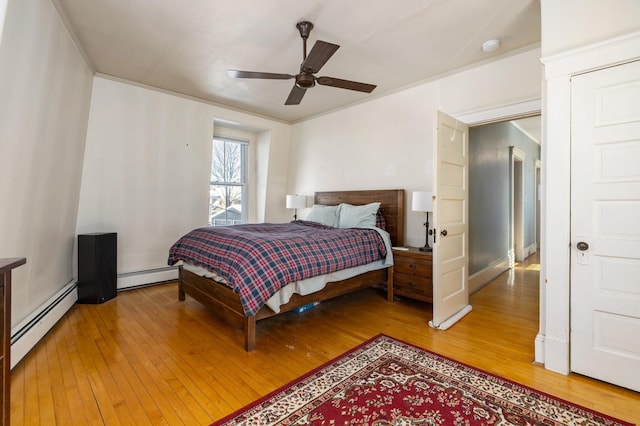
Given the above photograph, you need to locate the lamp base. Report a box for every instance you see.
[420,213,432,253]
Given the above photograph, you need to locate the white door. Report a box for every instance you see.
[570,60,640,392]
[430,111,472,329]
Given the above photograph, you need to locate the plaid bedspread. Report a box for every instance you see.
[167,221,388,317]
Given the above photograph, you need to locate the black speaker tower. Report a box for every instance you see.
[77,232,117,304]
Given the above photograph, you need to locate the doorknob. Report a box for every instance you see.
[576,241,589,251]
[440,229,448,237]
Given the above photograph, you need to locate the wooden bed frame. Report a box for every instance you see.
[177,189,405,351]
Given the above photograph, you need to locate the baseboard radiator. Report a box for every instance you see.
[10,280,78,369]
[10,266,179,368]
[117,266,178,290]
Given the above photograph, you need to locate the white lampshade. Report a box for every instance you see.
[286,194,306,209]
[412,191,433,212]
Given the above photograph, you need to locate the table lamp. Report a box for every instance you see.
[412,191,434,252]
[286,194,306,220]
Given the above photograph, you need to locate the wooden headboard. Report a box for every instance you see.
[314,189,405,247]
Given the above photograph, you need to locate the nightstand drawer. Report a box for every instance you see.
[393,255,432,277]
[389,247,433,303]
[393,272,433,300]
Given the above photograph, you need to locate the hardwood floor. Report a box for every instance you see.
[10,255,640,425]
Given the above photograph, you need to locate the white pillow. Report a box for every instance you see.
[338,202,381,228]
[306,204,339,227]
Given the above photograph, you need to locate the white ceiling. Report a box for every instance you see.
[510,116,541,144]
[52,0,541,123]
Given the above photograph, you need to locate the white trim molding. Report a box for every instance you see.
[454,98,541,126]
[523,243,537,260]
[542,30,640,79]
[510,147,527,263]
[534,333,545,365]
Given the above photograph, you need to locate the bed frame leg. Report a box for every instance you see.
[178,267,185,301]
[387,266,394,302]
[245,316,256,352]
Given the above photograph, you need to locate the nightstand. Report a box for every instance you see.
[1,258,25,426]
[388,247,433,303]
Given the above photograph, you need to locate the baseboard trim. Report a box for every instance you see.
[543,335,570,375]
[535,333,545,364]
[469,256,510,294]
[117,266,178,290]
[10,280,78,369]
[525,243,537,258]
[516,243,538,262]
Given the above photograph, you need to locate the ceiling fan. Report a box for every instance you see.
[227,21,376,105]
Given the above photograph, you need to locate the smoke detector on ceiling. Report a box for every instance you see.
[482,39,501,53]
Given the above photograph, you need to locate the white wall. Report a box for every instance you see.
[468,122,540,275]
[0,0,93,325]
[289,48,542,248]
[0,0,7,47]
[541,0,640,57]
[77,77,292,278]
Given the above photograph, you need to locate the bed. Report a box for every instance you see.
[169,189,405,351]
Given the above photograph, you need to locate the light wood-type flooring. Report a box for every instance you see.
[10,254,640,425]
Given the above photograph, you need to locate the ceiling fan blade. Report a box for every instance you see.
[228,70,294,80]
[300,40,339,73]
[317,76,376,93]
[285,84,306,105]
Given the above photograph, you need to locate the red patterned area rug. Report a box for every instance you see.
[214,334,634,425]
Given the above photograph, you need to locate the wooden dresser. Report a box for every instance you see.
[388,247,432,303]
[0,257,25,426]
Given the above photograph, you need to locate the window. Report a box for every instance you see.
[209,137,248,226]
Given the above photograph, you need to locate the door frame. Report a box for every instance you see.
[454,99,543,358]
[510,146,526,264]
[535,159,541,251]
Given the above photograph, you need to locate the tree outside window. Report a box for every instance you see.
[210,137,248,226]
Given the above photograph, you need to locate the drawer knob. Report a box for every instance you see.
[408,281,416,286]
[409,264,417,269]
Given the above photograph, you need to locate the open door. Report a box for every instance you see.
[429,111,472,329]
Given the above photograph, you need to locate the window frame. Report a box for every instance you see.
[209,135,249,226]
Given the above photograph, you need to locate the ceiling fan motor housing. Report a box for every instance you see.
[296,73,315,89]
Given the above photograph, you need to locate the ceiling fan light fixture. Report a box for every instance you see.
[482,38,501,53]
